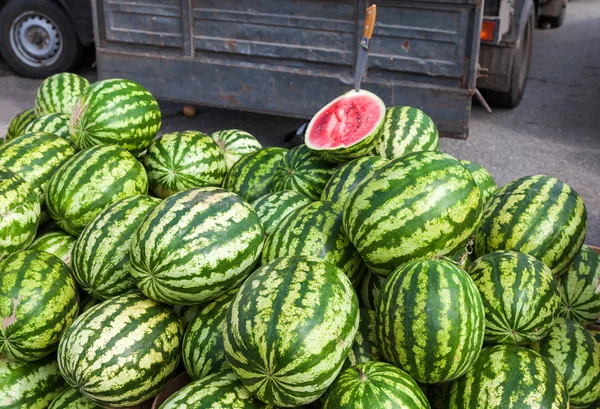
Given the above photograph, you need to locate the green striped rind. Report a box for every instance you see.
[182,289,236,380]
[224,256,359,407]
[72,195,160,300]
[372,106,439,160]
[344,308,380,369]
[344,151,483,276]
[0,354,66,409]
[0,167,40,260]
[45,145,148,236]
[29,231,76,269]
[272,144,337,200]
[0,250,79,362]
[24,114,71,141]
[49,387,100,409]
[305,90,386,164]
[0,132,77,208]
[377,258,485,383]
[222,147,288,202]
[321,156,388,211]
[448,345,568,409]
[323,361,429,409]
[130,187,264,305]
[468,251,561,344]
[474,175,587,275]
[262,200,365,286]
[57,293,183,408]
[144,131,227,198]
[69,78,161,152]
[558,245,600,325]
[530,318,600,407]
[5,108,36,141]
[251,190,312,236]
[34,73,89,116]
[159,371,272,409]
[459,160,497,204]
[358,269,385,310]
[211,129,263,169]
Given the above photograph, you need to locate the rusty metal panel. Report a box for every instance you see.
[93,0,483,139]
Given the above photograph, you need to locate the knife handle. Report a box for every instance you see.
[363,5,377,39]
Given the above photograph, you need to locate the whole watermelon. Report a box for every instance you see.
[262,200,365,286]
[250,190,312,236]
[224,256,359,407]
[358,269,385,310]
[211,129,262,169]
[45,145,148,236]
[29,231,76,269]
[182,289,236,380]
[474,175,587,275]
[448,345,568,408]
[34,72,89,116]
[459,159,497,204]
[49,387,100,409]
[377,258,485,383]
[222,147,288,202]
[372,106,439,160]
[0,167,40,260]
[0,250,79,362]
[468,251,561,344]
[130,187,263,305]
[344,308,380,369]
[323,361,430,409]
[69,78,161,153]
[272,144,337,200]
[558,244,600,325]
[24,114,71,140]
[531,317,600,407]
[72,195,160,300]
[0,354,66,408]
[0,132,77,209]
[321,156,388,210]
[57,293,183,408]
[5,108,36,141]
[344,151,483,276]
[144,131,227,198]
[159,371,271,409]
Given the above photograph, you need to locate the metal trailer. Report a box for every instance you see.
[92,0,483,139]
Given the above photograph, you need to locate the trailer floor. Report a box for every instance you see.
[0,0,598,245]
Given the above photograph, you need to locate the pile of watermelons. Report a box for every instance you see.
[1,72,600,409]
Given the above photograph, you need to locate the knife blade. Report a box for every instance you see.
[354,4,377,92]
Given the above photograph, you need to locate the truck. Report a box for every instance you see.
[0,0,568,137]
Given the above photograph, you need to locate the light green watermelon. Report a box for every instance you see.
[144,131,227,198]
[5,108,36,141]
[211,129,262,169]
[0,166,40,260]
[29,231,76,269]
[130,187,264,305]
[372,106,439,160]
[72,195,160,300]
[24,114,71,140]
[377,258,485,383]
[250,190,312,236]
[49,387,100,409]
[224,256,359,407]
[460,159,497,204]
[34,72,89,116]
[57,293,183,408]
[0,250,79,362]
[45,145,148,236]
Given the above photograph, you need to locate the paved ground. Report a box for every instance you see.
[1,0,599,244]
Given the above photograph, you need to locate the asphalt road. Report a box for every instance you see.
[1,0,599,245]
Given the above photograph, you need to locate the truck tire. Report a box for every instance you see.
[0,0,83,78]
[484,11,534,108]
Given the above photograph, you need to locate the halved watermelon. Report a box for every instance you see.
[305,89,385,163]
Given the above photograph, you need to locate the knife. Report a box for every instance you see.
[354,4,377,92]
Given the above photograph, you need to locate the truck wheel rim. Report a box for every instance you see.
[9,12,62,68]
